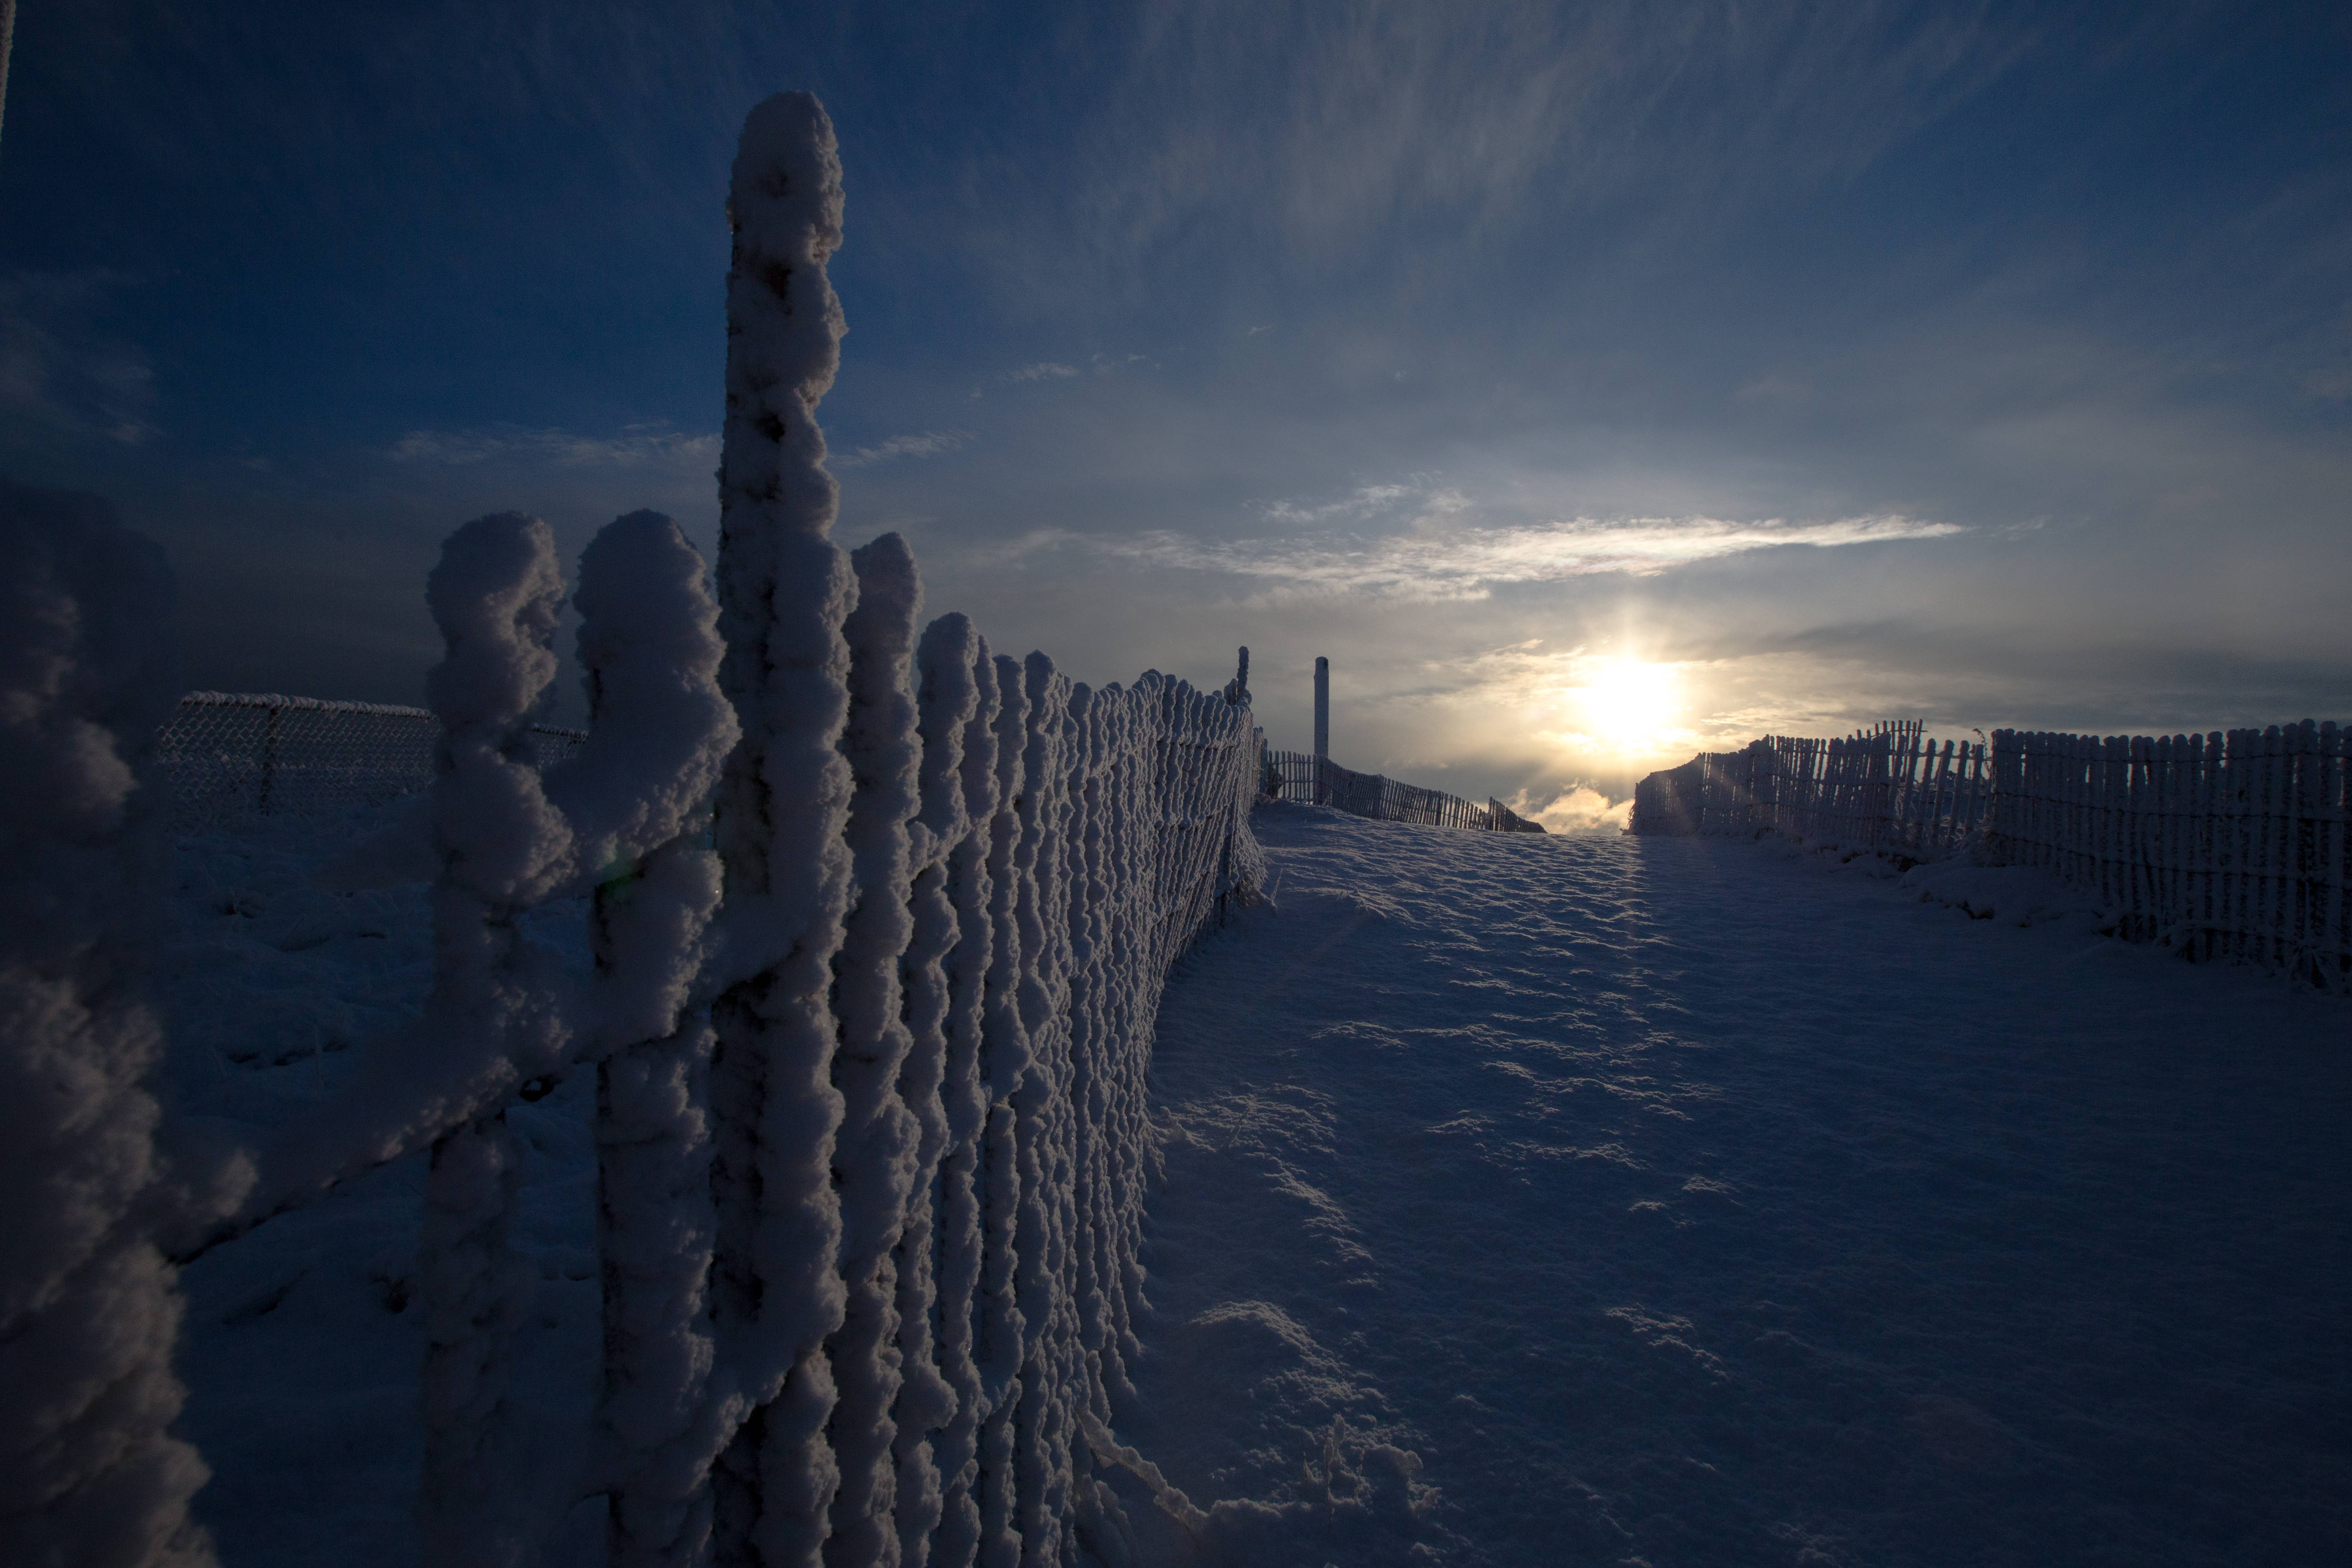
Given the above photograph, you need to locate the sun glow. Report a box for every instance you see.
[1573,658,1683,754]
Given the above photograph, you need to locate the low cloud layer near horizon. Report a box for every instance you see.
[4,0,2345,808]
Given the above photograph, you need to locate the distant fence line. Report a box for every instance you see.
[1986,725,2350,984]
[1631,722,1991,860]
[155,702,1557,844]
[1261,746,1547,834]
[157,691,587,830]
[1634,719,2352,994]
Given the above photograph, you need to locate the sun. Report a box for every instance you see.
[1575,659,1681,752]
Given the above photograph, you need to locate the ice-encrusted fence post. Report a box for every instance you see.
[407,512,576,1566]
[917,621,1004,1567]
[1011,654,1080,1566]
[203,504,734,1562]
[895,612,994,1566]
[826,534,924,1566]
[572,512,740,1568]
[0,482,227,1568]
[971,652,1033,1566]
[706,89,859,1568]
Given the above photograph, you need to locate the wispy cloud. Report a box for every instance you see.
[1735,375,1809,404]
[1258,480,1460,526]
[1107,512,1960,602]
[1035,0,2031,297]
[0,270,157,447]
[388,422,718,468]
[1006,362,1080,383]
[831,429,972,469]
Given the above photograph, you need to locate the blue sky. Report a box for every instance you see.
[5,0,2347,813]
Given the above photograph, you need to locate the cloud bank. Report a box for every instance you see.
[1105,512,1960,602]
[389,424,718,470]
[830,430,972,469]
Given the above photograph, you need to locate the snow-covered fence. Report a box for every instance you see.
[1983,724,2352,991]
[157,692,587,829]
[689,94,1265,1564]
[193,507,742,1566]
[1,480,231,1568]
[1262,747,1546,834]
[1633,719,2352,993]
[11,90,1266,1567]
[1631,723,1990,858]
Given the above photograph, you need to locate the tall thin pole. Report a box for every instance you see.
[1313,655,1329,805]
[0,0,18,153]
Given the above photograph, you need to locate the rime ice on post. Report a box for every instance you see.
[224,503,736,1562]
[895,612,991,1565]
[412,512,573,1567]
[707,89,859,1568]
[1010,654,1079,1564]
[927,628,1005,1567]
[571,511,740,1568]
[825,534,925,1566]
[971,654,1035,1563]
[0,481,224,1568]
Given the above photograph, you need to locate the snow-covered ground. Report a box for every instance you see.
[164,808,608,1565]
[1127,807,2348,1566]
[160,804,2348,1565]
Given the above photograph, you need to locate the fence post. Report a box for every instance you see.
[1312,656,1329,803]
[0,480,222,1568]
[707,89,859,1567]
[258,701,283,817]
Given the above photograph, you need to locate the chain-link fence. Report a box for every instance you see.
[157,691,588,831]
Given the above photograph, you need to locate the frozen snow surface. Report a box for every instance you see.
[1127,806,2348,1567]
[164,802,2347,1566]
[164,804,606,1567]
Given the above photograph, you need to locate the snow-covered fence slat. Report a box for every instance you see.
[156,691,587,829]
[1,480,229,1568]
[1983,723,2352,991]
[1260,746,1546,834]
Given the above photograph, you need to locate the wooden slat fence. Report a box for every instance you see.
[1632,722,1991,860]
[1261,746,1546,834]
[1985,723,2351,991]
[1632,717,2352,994]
